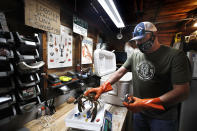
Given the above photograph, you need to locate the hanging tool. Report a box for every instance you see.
[44,98,56,115]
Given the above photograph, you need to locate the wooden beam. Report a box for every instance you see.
[159,6,197,16]
[157,33,175,37]
[140,0,143,12]
[133,0,138,12]
[163,0,197,8]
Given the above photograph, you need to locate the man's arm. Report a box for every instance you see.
[159,82,190,106]
[84,66,128,99]
[123,83,189,112]
[108,66,128,85]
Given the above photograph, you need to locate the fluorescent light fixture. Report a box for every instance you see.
[98,0,125,28]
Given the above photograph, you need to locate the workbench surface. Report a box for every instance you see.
[25,102,128,131]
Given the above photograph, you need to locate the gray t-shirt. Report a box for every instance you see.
[123,45,192,120]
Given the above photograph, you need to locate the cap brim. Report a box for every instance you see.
[129,35,145,41]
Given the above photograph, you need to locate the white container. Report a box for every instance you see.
[100,72,132,106]
[94,49,116,77]
[65,101,105,131]
[94,49,133,106]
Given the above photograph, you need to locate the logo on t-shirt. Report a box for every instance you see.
[136,61,155,81]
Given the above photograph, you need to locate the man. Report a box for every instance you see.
[85,22,191,131]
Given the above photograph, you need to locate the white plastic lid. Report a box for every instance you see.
[101,72,132,82]
[94,49,116,77]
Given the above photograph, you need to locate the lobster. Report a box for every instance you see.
[76,93,100,122]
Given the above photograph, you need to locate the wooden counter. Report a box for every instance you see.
[24,103,75,131]
[25,103,128,131]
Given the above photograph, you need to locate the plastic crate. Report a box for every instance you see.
[65,102,105,131]
[94,49,116,77]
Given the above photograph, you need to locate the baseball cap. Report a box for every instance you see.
[130,21,157,41]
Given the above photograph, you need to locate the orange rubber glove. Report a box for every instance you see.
[84,81,113,100]
[123,96,165,113]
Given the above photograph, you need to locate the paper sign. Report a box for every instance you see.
[25,0,60,34]
[73,16,88,36]
[47,25,73,68]
[81,37,93,64]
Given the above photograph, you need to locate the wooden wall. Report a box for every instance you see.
[1,0,100,90]
[106,0,197,51]
[42,32,98,76]
[41,4,100,89]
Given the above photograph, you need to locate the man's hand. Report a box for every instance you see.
[84,81,113,100]
[123,96,165,113]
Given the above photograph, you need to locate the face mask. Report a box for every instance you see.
[137,35,155,53]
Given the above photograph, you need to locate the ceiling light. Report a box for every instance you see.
[98,0,125,28]
[194,21,197,27]
[116,28,123,39]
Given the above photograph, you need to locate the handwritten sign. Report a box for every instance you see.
[25,0,60,34]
